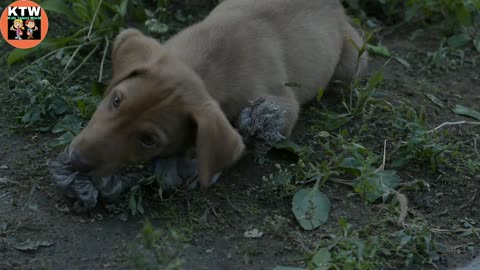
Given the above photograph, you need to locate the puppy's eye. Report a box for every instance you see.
[138,133,156,148]
[113,96,121,108]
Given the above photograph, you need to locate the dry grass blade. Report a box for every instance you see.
[86,0,105,40]
[427,121,480,133]
[99,37,110,82]
[60,44,100,85]
[63,44,84,72]
[396,193,408,225]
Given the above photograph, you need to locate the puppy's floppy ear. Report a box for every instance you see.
[191,101,245,188]
[108,28,167,93]
[111,28,143,61]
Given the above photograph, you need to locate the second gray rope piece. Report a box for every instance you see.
[237,97,287,157]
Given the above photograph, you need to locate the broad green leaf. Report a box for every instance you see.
[367,44,391,57]
[447,33,471,49]
[365,70,384,91]
[312,248,331,270]
[119,0,129,17]
[425,94,444,108]
[339,156,364,176]
[272,139,302,154]
[22,105,42,124]
[42,0,82,25]
[49,132,75,147]
[7,47,39,65]
[42,0,73,16]
[52,115,83,134]
[353,170,399,203]
[350,143,368,153]
[292,188,330,230]
[50,97,69,115]
[7,36,74,65]
[315,131,330,138]
[453,105,480,121]
[319,112,352,131]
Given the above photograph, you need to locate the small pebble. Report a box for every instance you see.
[474,175,480,182]
[0,165,8,170]
[118,213,128,222]
[243,228,264,239]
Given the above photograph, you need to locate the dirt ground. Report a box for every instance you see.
[1,21,480,270]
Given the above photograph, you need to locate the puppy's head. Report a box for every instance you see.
[69,29,244,187]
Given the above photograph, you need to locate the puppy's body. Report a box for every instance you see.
[165,0,367,133]
[69,0,367,187]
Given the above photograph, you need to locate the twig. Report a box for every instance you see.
[427,121,480,133]
[203,199,220,218]
[431,227,480,233]
[226,196,243,215]
[98,37,110,82]
[60,44,100,85]
[474,138,480,159]
[86,0,104,40]
[458,188,479,210]
[429,209,449,217]
[10,36,101,81]
[63,44,84,72]
[375,140,387,173]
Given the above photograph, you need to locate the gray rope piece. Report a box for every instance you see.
[48,149,220,213]
[48,97,285,212]
[237,97,287,157]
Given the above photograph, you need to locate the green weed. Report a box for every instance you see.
[276,212,441,270]
[129,219,187,270]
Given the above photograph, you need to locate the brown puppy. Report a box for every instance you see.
[68,0,368,187]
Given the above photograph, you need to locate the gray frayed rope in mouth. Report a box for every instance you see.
[48,97,286,212]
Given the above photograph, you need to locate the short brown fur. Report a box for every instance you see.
[69,0,368,187]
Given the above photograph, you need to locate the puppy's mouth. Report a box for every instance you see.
[67,141,128,177]
[81,165,122,177]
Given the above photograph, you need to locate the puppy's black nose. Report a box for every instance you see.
[70,149,93,173]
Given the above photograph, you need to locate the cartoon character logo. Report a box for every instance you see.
[25,20,38,39]
[10,18,24,40]
[0,0,49,49]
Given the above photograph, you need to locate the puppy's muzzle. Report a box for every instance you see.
[70,149,94,174]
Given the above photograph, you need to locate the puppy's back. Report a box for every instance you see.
[166,0,360,117]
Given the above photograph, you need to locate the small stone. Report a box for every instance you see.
[0,165,8,170]
[243,228,264,239]
[474,175,480,182]
[118,213,128,222]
